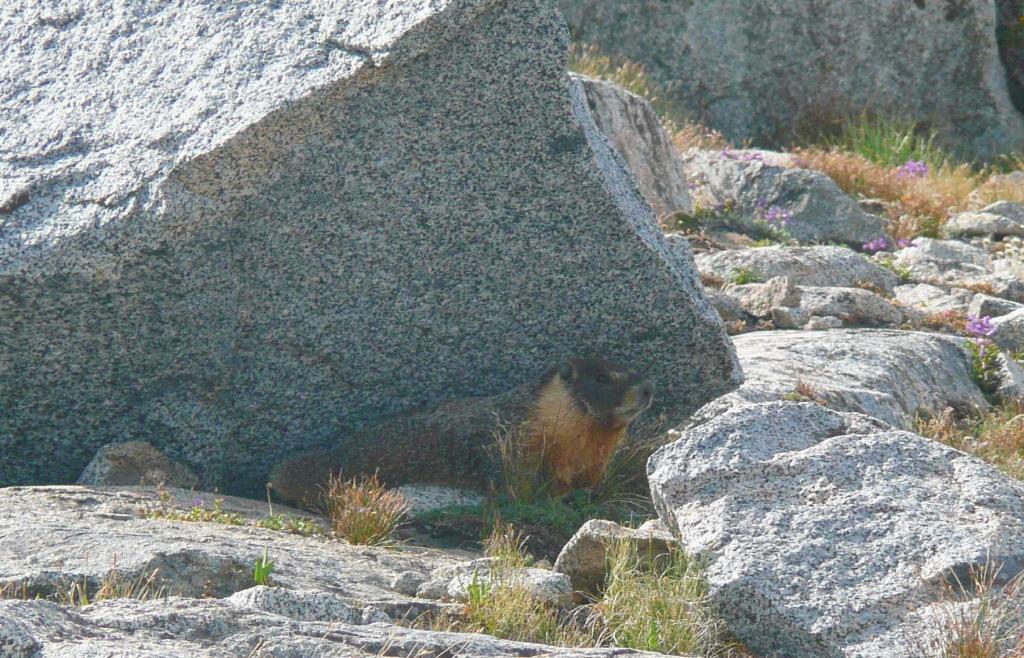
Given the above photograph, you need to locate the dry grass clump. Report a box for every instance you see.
[793,148,981,239]
[61,566,166,607]
[429,524,743,656]
[915,404,1024,480]
[589,539,736,656]
[917,566,1024,658]
[321,471,408,545]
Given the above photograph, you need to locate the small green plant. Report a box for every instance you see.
[321,471,408,545]
[730,268,762,285]
[824,112,948,170]
[252,547,274,587]
[143,489,246,526]
[256,482,325,536]
[969,341,1002,396]
[876,256,913,283]
[591,539,732,656]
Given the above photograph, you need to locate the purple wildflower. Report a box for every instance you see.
[966,314,997,339]
[862,237,890,253]
[896,160,928,179]
[896,238,913,249]
[966,314,998,358]
[192,496,206,509]
[755,203,793,227]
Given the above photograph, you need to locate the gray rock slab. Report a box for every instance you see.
[0,596,669,658]
[553,519,677,596]
[695,246,899,294]
[681,149,884,245]
[945,201,1024,239]
[797,286,904,326]
[572,73,692,219]
[692,329,993,429]
[721,276,800,318]
[77,441,198,489]
[968,293,1024,319]
[559,0,1024,160]
[649,401,1024,658]
[0,0,739,493]
[891,238,1024,302]
[992,307,1024,352]
[0,486,452,619]
[894,284,974,314]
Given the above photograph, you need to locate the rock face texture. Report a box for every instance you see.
[77,441,198,488]
[681,149,884,245]
[572,74,693,220]
[0,0,739,493]
[694,246,899,294]
[0,595,662,658]
[649,401,1024,658]
[0,486,452,614]
[694,330,993,429]
[559,0,1024,160]
[945,201,1024,239]
[0,486,673,657]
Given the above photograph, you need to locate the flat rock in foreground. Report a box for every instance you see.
[649,401,1024,658]
[0,596,666,658]
[693,329,993,429]
[0,0,739,493]
[0,486,672,657]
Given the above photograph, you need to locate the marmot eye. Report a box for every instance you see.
[595,373,611,384]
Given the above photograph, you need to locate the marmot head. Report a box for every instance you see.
[550,358,653,429]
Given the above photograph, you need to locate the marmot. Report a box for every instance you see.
[269,358,653,507]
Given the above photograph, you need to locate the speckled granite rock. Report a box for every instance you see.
[970,292,1024,318]
[572,74,692,220]
[0,595,669,658]
[395,485,485,517]
[0,486,452,620]
[681,149,884,245]
[945,201,1024,239]
[796,286,904,327]
[416,558,573,608]
[890,238,1024,301]
[691,330,993,429]
[649,401,1024,658]
[992,307,1024,352]
[0,0,739,493]
[553,519,677,596]
[77,441,198,488]
[721,276,800,318]
[894,284,973,314]
[559,0,1024,160]
[695,246,899,294]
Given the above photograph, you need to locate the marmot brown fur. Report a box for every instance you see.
[269,358,653,507]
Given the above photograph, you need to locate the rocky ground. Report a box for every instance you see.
[4,1,1024,658]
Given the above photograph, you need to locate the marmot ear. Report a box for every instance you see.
[558,360,576,382]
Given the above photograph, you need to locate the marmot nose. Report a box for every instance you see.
[640,382,653,400]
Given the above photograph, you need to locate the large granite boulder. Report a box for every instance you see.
[693,329,995,429]
[572,74,693,220]
[649,401,1024,658]
[0,1,739,493]
[997,0,1024,115]
[559,0,1024,160]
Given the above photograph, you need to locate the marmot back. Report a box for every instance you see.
[270,358,653,507]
